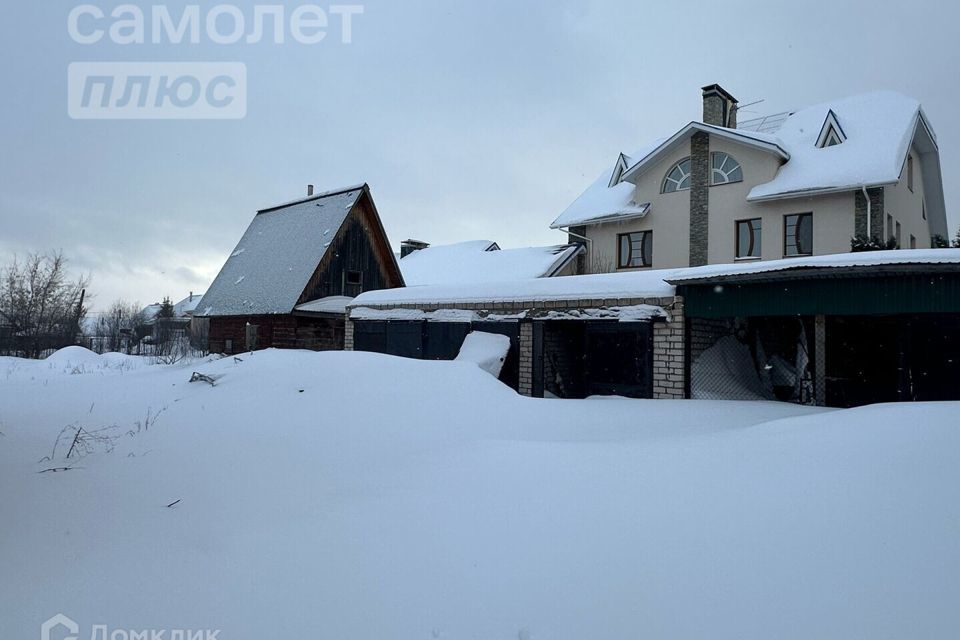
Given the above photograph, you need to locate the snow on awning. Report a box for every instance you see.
[351,268,679,308]
[294,295,355,316]
[349,305,668,323]
[667,249,960,284]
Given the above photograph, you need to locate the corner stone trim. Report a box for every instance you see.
[689,131,710,266]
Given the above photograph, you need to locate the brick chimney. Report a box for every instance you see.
[400,239,429,258]
[701,84,738,128]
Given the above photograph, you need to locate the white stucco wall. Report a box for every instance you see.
[581,142,692,272]
[884,145,930,248]
[579,135,864,273]
[707,137,856,262]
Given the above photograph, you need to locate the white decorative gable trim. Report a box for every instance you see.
[621,122,789,183]
[608,153,631,187]
[816,109,847,148]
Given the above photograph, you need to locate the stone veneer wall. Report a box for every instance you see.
[689,131,710,267]
[346,295,687,400]
[854,186,885,241]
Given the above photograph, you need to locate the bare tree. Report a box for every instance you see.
[93,300,144,353]
[0,252,89,358]
[587,246,614,274]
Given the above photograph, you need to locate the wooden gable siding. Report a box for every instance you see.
[297,189,403,305]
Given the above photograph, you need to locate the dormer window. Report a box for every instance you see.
[608,153,631,187]
[662,158,692,193]
[816,109,847,148]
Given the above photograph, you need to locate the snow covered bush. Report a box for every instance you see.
[850,234,898,252]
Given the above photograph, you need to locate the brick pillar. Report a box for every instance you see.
[652,298,686,399]
[814,314,826,406]
[518,322,534,396]
[689,132,710,266]
[344,317,354,351]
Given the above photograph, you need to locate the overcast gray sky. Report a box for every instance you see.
[1,0,958,311]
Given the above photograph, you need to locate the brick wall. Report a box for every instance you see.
[344,318,355,351]
[652,298,685,399]
[519,322,533,395]
[350,295,687,399]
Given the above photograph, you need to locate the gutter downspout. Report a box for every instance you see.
[861,186,871,238]
[560,227,592,247]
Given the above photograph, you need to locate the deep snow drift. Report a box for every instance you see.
[2,348,958,639]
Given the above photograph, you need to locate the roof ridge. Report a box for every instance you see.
[257,183,367,214]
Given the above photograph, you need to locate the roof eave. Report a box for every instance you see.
[551,207,651,229]
[746,181,898,203]
[668,262,960,286]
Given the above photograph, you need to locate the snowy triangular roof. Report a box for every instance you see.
[196,185,366,317]
[551,125,787,229]
[173,292,205,317]
[399,240,582,286]
[746,91,936,202]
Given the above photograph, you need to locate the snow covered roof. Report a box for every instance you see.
[551,125,786,230]
[173,293,204,317]
[554,90,946,237]
[667,249,960,284]
[352,249,960,308]
[294,295,354,316]
[196,186,365,317]
[351,268,679,307]
[620,123,788,184]
[551,141,661,228]
[746,91,936,202]
[399,240,582,285]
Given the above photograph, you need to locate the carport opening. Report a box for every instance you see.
[538,320,654,399]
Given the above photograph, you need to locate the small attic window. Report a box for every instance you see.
[346,270,362,285]
[608,153,631,187]
[816,109,847,148]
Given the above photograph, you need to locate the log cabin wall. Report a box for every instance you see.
[209,315,344,354]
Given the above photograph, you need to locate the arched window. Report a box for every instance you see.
[711,152,743,185]
[662,158,692,193]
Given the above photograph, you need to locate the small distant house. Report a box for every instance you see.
[196,184,403,354]
[397,239,582,286]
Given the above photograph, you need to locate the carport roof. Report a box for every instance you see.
[666,249,960,285]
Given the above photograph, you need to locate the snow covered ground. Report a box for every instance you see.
[2,348,959,639]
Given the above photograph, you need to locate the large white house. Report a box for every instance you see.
[552,84,947,272]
